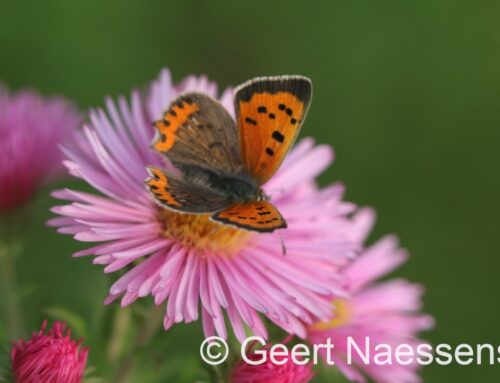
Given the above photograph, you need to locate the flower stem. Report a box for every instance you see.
[107,307,132,363]
[111,304,163,383]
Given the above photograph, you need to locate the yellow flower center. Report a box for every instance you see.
[158,208,251,254]
[311,298,351,330]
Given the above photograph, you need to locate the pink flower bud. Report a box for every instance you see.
[231,345,314,383]
[11,321,88,383]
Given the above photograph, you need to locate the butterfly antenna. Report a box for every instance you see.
[279,232,287,256]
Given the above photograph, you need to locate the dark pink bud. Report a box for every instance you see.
[11,321,88,383]
[231,345,314,383]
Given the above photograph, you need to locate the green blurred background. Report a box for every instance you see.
[1,1,499,382]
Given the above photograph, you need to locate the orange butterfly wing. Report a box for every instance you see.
[234,76,312,185]
[146,166,234,213]
[152,93,241,174]
[152,96,200,153]
[211,201,286,233]
[145,167,183,209]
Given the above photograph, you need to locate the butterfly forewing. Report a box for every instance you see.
[234,76,312,185]
[212,201,287,232]
[152,93,242,174]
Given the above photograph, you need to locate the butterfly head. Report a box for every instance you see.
[257,189,269,202]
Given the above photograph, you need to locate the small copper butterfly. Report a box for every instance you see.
[146,76,312,232]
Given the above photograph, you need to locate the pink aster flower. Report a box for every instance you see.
[11,321,88,383]
[0,84,80,213]
[308,216,434,383]
[50,68,363,341]
[231,343,314,383]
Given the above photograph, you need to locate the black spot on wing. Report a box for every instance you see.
[265,148,274,156]
[182,96,194,104]
[245,117,257,126]
[272,131,285,143]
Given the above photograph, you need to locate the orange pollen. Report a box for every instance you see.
[157,208,251,255]
[310,298,351,331]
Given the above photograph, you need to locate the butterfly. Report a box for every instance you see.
[146,75,312,233]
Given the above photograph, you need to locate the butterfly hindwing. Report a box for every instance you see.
[234,76,312,185]
[152,93,242,174]
[211,201,287,233]
[146,166,232,213]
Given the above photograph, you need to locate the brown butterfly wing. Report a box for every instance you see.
[234,76,312,185]
[146,166,232,213]
[211,201,287,232]
[152,93,242,174]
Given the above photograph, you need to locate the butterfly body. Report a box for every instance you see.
[172,162,262,204]
[147,76,312,232]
